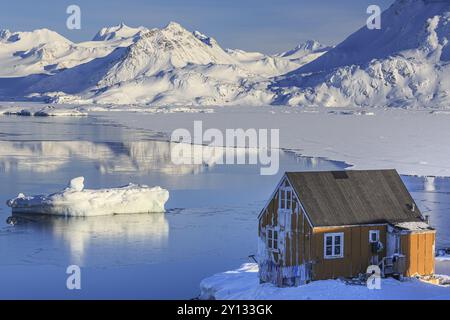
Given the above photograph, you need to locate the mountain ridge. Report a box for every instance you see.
[0,21,319,105]
[272,0,450,108]
[1,0,449,108]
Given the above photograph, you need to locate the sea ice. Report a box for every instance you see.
[7,177,169,216]
[0,105,88,117]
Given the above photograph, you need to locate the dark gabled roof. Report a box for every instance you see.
[286,170,424,227]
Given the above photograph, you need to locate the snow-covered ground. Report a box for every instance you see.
[7,177,169,216]
[199,263,450,300]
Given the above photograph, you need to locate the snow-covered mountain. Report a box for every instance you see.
[226,42,323,78]
[0,28,74,77]
[0,25,140,78]
[276,40,331,65]
[273,0,450,108]
[1,0,449,108]
[0,22,313,105]
[92,23,148,41]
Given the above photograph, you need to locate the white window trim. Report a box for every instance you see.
[278,183,293,211]
[266,228,279,252]
[369,230,380,243]
[324,232,344,259]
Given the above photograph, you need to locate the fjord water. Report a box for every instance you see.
[0,116,448,299]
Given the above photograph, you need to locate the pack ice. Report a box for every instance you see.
[6,177,169,216]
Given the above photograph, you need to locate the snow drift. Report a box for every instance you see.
[199,263,450,300]
[7,177,169,216]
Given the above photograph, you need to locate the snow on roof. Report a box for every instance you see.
[393,221,434,231]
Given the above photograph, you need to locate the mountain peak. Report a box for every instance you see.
[294,40,326,52]
[0,28,71,44]
[299,0,450,73]
[164,21,187,32]
[92,23,147,41]
[277,40,330,60]
[0,29,11,41]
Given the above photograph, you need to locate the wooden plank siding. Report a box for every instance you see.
[259,182,313,269]
[311,225,387,280]
[400,231,435,277]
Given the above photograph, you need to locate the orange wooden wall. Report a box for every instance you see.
[401,231,435,276]
[311,225,386,280]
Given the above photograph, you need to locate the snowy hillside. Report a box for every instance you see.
[275,40,330,65]
[92,23,148,41]
[273,0,450,108]
[0,24,143,81]
[1,0,449,108]
[0,28,74,77]
[0,22,311,105]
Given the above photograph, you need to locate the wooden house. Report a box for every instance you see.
[258,169,436,287]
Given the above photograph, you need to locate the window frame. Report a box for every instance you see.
[278,182,293,211]
[369,230,380,243]
[266,228,279,252]
[324,232,344,259]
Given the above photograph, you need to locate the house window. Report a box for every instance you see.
[267,228,278,251]
[369,230,380,243]
[395,236,400,254]
[279,182,293,210]
[324,233,344,258]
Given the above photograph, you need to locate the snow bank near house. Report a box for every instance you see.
[200,263,450,300]
[7,177,169,216]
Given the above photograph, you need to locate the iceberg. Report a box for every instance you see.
[6,177,169,216]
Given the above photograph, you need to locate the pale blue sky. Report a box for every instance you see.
[0,0,394,54]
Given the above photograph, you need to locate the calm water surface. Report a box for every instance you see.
[0,116,448,299]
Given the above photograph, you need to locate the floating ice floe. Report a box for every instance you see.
[7,177,169,216]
